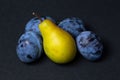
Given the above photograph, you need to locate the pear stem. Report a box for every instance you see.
[32,12,43,22]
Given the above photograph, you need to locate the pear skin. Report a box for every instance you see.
[39,19,76,64]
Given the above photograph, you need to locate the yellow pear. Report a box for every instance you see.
[39,19,76,64]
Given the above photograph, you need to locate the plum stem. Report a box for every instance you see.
[32,12,43,22]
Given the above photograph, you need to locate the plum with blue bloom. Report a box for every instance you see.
[16,31,43,63]
[76,31,103,61]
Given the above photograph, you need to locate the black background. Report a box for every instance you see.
[0,0,120,80]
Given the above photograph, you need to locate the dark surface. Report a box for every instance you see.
[0,0,120,80]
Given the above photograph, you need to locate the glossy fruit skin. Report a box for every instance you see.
[39,19,77,64]
[16,31,42,63]
[25,17,56,35]
[58,17,86,38]
[76,31,103,61]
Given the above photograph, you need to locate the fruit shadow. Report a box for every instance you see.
[83,22,111,62]
[94,38,111,62]
[84,22,95,32]
[54,51,83,66]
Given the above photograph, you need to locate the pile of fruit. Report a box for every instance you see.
[16,13,103,64]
